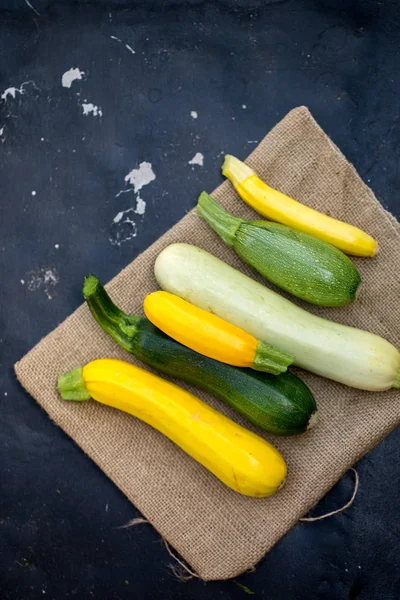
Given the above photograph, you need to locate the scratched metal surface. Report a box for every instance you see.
[1,1,400,598]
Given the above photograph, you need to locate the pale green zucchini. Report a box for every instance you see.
[154,243,400,391]
[197,192,361,306]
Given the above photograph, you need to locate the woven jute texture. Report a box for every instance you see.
[15,107,400,580]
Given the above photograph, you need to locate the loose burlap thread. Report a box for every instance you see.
[15,107,400,580]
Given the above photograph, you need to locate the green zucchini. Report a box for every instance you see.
[197,192,361,306]
[83,275,317,435]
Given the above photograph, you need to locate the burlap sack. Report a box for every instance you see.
[15,106,400,581]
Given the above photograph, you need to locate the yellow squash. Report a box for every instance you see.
[58,359,287,497]
[222,154,377,257]
[143,291,294,374]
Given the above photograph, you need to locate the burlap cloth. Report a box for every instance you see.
[15,107,400,580]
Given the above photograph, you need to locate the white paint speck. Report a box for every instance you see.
[105,503,109,512]
[4,392,8,396]
[124,162,156,193]
[24,0,40,16]
[190,111,198,119]
[62,68,84,89]
[188,152,204,167]
[26,268,59,300]
[113,211,124,224]
[0,126,4,136]
[54,244,59,249]
[135,194,146,215]
[82,103,102,117]
[247,140,259,144]
[20,279,25,285]
[110,36,136,55]
[242,104,247,109]
[115,189,134,199]
[40,137,45,141]
[31,191,36,196]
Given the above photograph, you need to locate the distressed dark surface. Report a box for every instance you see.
[1,0,400,598]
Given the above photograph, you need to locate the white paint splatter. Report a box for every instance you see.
[124,162,156,193]
[110,209,137,246]
[135,194,146,216]
[31,190,36,196]
[1,81,37,102]
[62,68,84,89]
[82,103,102,117]
[0,126,4,136]
[190,111,198,119]
[188,152,204,167]
[105,503,109,512]
[2,87,22,101]
[20,279,25,285]
[40,137,45,141]
[247,140,259,144]
[54,244,59,249]
[115,191,146,217]
[242,104,247,109]
[4,392,8,396]
[26,268,59,300]
[110,36,135,55]
[112,163,154,238]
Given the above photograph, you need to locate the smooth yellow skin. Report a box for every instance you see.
[144,291,258,367]
[223,155,377,257]
[83,359,287,497]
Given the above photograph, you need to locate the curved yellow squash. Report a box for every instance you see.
[58,359,287,497]
[143,291,293,374]
[222,154,377,257]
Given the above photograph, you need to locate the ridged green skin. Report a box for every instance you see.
[83,275,317,436]
[197,192,361,306]
[237,221,361,306]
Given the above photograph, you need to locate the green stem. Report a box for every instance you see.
[253,341,295,375]
[197,192,242,247]
[58,367,91,401]
[83,274,140,353]
[392,367,400,388]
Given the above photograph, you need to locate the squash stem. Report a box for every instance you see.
[253,341,295,374]
[222,154,254,187]
[58,367,91,401]
[197,192,241,246]
[83,274,141,352]
[392,367,400,388]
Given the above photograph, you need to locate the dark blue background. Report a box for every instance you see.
[1,1,400,598]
